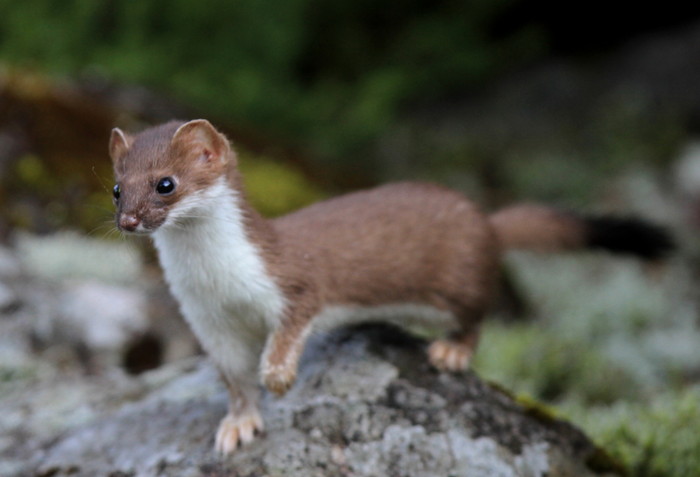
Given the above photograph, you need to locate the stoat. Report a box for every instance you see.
[109,119,672,454]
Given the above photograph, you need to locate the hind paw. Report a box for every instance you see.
[428,339,473,372]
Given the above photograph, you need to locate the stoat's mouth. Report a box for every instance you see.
[121,227,153,236]
[116,215,158,235]
[117,224,153,236]
[116,207,171,235]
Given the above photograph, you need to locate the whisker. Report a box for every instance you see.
[86,222,116,238]
[91,166,113,195]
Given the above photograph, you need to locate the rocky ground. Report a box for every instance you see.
[5,325,619,476]
[0,231,631,477]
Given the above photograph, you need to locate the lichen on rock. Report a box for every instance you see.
[18,324,620,477]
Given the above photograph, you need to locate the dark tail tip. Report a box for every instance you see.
[585,216,675,260]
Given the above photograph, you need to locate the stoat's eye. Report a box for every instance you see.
[156,177,176,195]
[112,184,120,201]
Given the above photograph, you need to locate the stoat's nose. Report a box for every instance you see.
[118,214,141,232]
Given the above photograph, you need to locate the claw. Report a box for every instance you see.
[215,408,264,454]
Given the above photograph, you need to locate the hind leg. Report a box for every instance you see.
[215,376,263,454]
[426,224,497,372]
[428,327,480,372]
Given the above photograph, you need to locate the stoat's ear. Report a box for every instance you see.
[109,128,132,162]
[172,119,233,165]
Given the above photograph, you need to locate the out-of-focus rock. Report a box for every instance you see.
[10,232,149,369]
[0,246,24,312]
[4,231,196,375]
[0,244,22,278]
[15,231,143,284]
[8,325,621,477]
[58,280,149,353]
[0,281,18,313]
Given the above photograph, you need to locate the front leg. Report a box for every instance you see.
[215,376,263,454]
[260,314,313,396]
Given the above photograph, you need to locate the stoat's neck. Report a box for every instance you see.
[152,172,284,332]
[224,168,279,258]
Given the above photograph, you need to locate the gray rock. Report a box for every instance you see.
[0,281,19,313]
[18,325,618,477]
[0,247,23,314]
[15,231,143,284]
[58,280,149,352]
[0,245,22,279]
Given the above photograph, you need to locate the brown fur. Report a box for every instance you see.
[270,181,500,331]
[490,204,586,251]
[257,182,502,385]
[110,120,234,231]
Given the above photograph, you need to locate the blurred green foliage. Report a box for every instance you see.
[474,323,642,404]
[562,388,700,477]
[0,0,544,166]
[238,152,326,217]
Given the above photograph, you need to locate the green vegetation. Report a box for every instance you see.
[476,323,642,405]
[239,152,326,217]
[0,0,545,169]
[473,253,700,476]
[563,388,700,477]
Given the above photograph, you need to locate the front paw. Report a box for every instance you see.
[261,363,297,396]
[215,409,263,455]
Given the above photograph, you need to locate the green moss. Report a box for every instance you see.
[561,387,700,477]
[513,392,563,421]
[239,153,326,217]
[473,322,641,405]
[13,154,57,193]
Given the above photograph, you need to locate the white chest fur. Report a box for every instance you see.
[152,178,285,376]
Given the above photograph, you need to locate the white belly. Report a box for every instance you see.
[312,303,458,334]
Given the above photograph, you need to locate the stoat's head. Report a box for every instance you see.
[109,119,235,234]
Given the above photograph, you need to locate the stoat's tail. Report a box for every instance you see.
[489,204,674,260]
